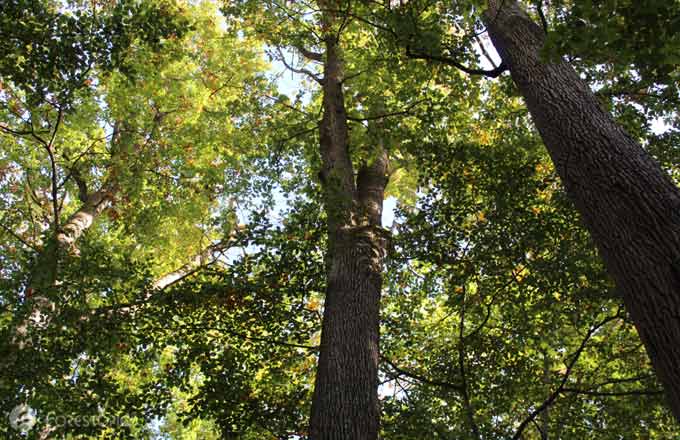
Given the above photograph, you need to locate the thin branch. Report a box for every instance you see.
[347,99,425,122]
[341,69,368,83]
[25,172,47,214]
[319,7,505,79]
[45,108,63,231]
[295,45,323,62]
[340,56,396,84]
[270,0,322,42]
[0,124,43,137]
[275,47,323,84]
[597,89,677,104]
[270,122,320,167]
[561,388,663,397]
[381,356,463,392]
[535,0,549,34]
[588,374,656,387]
[0,221,38,251]
[334,1,353,42]
[474,35,499,69]
[58,136,106,192]
[153,237,239,290]
[511,311,622,440]
[28,114,50,148]
[280,124,319,143]
[323,8,395,36]
[530,417,547,440]
[265,93,313,117]
[212,326,318,351]
[463,278,514,340]
[405,46,507,78]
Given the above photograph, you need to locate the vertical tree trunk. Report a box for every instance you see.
[308,11,389,438]
[484,0,680,420]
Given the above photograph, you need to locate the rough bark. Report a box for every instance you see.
[484,0,680,420]
[308,9,389,438]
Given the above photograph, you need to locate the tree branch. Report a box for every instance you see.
[44,108,63,231]
[0,221,38,251]
[474,35,499,69]
[295,45,323,62]
[347,99,425,122]
[405,46,507,78]
[535,0,549,34]
[561,388,663,397]
[381,356,463,392]
[275,47,323,84]
[511,311,622,440]
[0,124,43,137]
[195,325,318,351]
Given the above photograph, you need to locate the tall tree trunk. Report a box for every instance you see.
[308,15,389,439]
[484,0,680,420]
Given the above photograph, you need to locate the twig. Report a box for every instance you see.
[406,46,507,78]
[0,221,38,251]
[511,311,622,440]
[275,47,323,84]
[535,0,549,34]
[381,356,463,392]
[347,99,425,122]
[561,388,663,397]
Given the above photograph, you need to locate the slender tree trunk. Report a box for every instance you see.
[12,189,111,348]
[308,13,389,439]
[3,189,111,378]
[484,0,680,420]
[10,123,131,349]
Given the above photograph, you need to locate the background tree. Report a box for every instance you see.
[0,1,277,437]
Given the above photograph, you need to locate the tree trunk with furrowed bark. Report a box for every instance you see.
[484,0,680,420]
[308,9,389,439]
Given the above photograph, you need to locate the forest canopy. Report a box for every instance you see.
[1,0,679,439]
